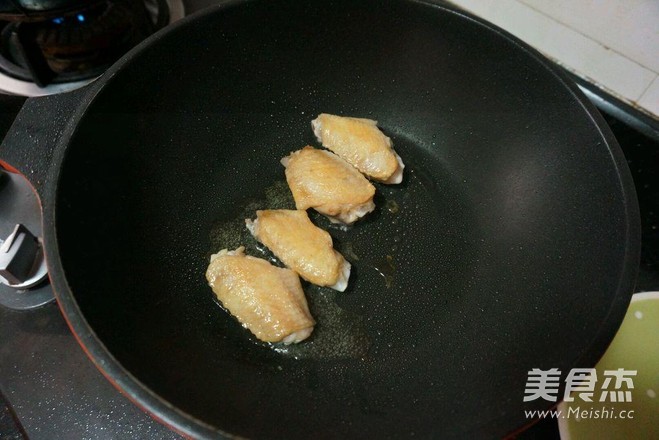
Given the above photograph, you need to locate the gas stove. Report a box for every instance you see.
[0,4,658,438]
[0,0,185,96]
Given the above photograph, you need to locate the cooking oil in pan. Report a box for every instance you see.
[208,180,294,263]
[208,180,371,359]
[206,136,457,362]
[273,287,371,359]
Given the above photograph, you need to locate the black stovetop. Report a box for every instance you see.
[0,12,658,440]
[611,116,659,291]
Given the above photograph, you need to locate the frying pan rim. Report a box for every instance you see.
[40,0,641,438]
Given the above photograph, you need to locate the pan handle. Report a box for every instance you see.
[0,86,88,194]
[0,86,87,310]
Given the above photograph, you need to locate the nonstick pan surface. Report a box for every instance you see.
[35,0,639,438]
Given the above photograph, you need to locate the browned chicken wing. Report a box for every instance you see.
[205,247,315,344]
[281,146,376,224]
[312,113,404,184]
[246,209,351,291]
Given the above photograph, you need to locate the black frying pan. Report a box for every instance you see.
[0,0,640,438]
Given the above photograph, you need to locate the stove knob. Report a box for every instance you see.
[0,224,46,288]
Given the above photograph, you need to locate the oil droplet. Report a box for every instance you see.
[386,254,395,269]
[342,241,360,262]
[386,199,400,214]
[374,254,396,288]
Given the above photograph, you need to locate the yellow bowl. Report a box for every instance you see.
[558,292,659,439]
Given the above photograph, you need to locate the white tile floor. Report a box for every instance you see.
[446,0,659,119]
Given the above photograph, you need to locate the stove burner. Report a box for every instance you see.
[0,0,169,87]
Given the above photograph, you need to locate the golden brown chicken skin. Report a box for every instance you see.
[312,113,404,184]
[205,247,315,344]
[246,209,351,291]
[281,146,376,224]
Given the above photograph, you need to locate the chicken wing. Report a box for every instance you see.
[311,113,404,184]
[205,247,315,344]
[246,209,351,291]
[281,146,376,224]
